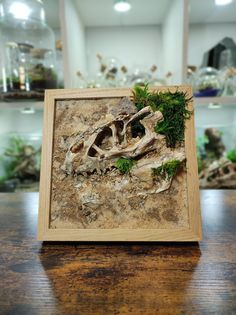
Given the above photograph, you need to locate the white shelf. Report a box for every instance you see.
[0,101,44,111]
[194,96,236,106]
[1,96,235,111]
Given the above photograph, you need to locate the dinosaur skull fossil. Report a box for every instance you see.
[62,99,165,176]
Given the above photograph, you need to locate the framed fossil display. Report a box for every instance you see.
[38,86,202,241]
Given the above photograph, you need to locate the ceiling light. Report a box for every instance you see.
[215,0,232,6]
[114,0,131,12]
[9,2,31,20]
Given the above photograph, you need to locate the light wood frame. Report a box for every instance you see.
[38,86,202,241]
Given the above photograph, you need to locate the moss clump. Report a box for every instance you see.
[132,84,152,111]
[152,159,182,180]
[227,149,236,163]
[132,84,192,148]
[115,157,134,174]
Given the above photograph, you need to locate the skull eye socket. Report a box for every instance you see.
[95,127,113,150]
[88,127,113,157]
[114,120,124,132]
[130,116,148,138]
[114,121,124,144]
[88,147,97,157]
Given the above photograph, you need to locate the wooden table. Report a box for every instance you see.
[0,190,235,315]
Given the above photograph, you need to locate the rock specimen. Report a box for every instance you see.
[199,158,236,189]
[204,128,226,159]
[198,127,236,188]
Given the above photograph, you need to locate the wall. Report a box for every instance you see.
[86,25,163,77]
[59,0,87,87]
[188,22,236,67]
[162,0,187,84]
[53,28,62,42]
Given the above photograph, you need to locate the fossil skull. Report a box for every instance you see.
[62,98,165,176]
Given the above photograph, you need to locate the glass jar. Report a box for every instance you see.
[221,67,236,96]
[193,67,222,97]
[127,67,152,86]
[0,0,57,101]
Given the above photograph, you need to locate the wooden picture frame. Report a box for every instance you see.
[38,86,202,241]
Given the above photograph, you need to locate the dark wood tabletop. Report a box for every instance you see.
[0,190,236,315]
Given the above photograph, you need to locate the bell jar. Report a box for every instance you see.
[193,67,222,97]
[0,0,58,101]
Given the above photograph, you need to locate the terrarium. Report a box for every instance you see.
[195,104,236,189]
[193,67,222,97]
[0,0,57,100]
[0,133,41,192]
[0,103,42,191]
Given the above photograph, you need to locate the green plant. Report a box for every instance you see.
[196,135,208,173]
[0,136,40,183]
[132,85,192,148]
[5,136,26,156]
[196,135,208,152]
[227,148,236,163]
[0,136,25,182]
[115,157,135,174]
[152,159,182,180]
[132,84,152,111]
[0,175,9,184]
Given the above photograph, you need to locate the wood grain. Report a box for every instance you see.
[38,86,202,241]
[0,191,236,314]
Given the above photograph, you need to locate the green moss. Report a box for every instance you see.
[132,85,192,148]
[0,66,57,86]
[0,136,25,183]
[115,157,134,174]
[29,64,57,82]
[132,84,152,111]
[152,159,182,180]
[227,148,236,163]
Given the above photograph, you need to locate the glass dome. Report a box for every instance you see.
[0,0,58,100]
[193,67,222,97]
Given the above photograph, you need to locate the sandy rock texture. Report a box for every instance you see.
[50,97,189,229]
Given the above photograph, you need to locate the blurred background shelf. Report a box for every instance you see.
[194,96,236,106]
[0,102,44,111]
